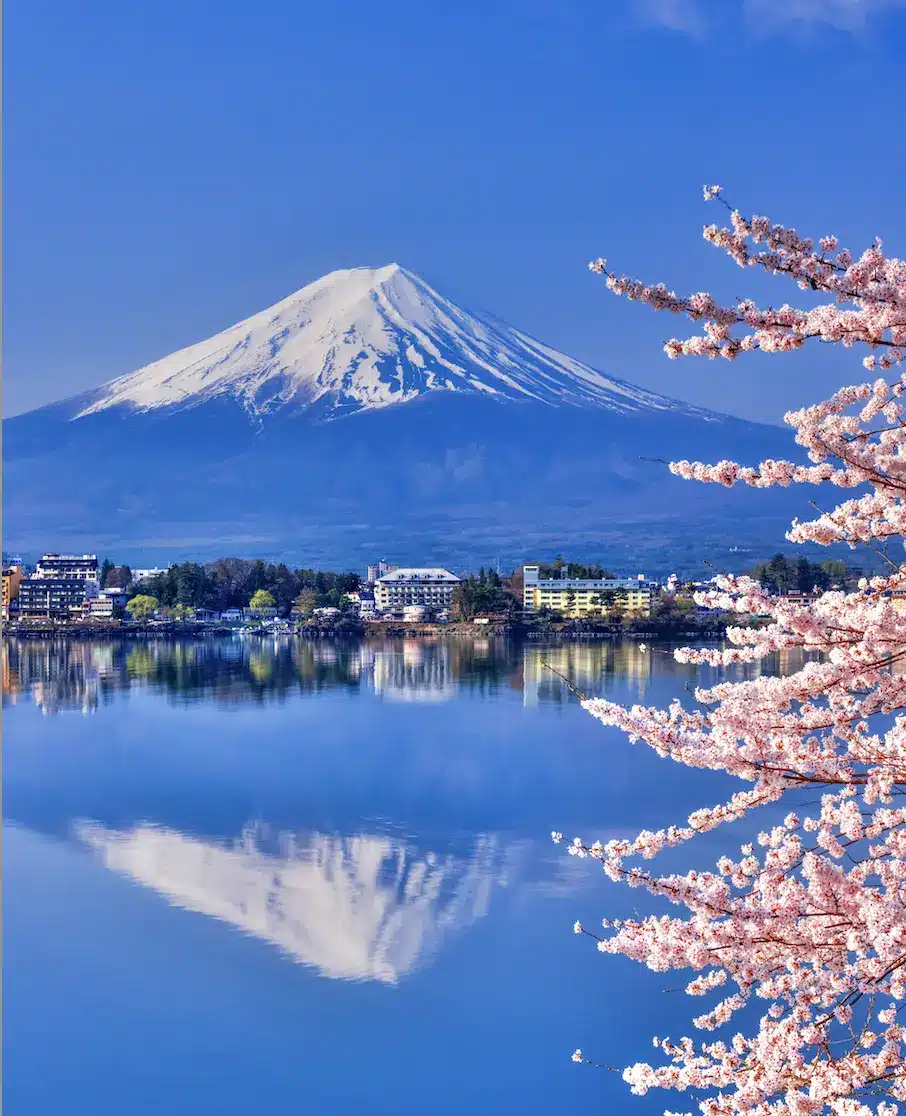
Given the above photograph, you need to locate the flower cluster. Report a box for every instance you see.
[565,195,906,1116]
[591,194,905,372]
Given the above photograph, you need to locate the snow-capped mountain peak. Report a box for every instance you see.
[76,264,708,422]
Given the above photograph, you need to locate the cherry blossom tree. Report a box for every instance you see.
[561,187,906,1116]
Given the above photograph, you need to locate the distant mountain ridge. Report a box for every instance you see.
[2,265,805,572]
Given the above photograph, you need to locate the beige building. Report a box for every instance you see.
[522,565,654,618]
[2,564,24,619]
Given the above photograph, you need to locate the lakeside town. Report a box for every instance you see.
[0,550,874,640]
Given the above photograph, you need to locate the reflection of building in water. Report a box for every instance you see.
[4,639,116,715]
[521,640,830,707]
[32,675,99,716]
[522,642,652,706]
[609,641,656,697]
[75,821,509,984]
[367,644,458,702]
[776,647,810,677]
[2,642,22,705]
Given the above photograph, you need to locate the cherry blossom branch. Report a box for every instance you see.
[559,188,906,1116]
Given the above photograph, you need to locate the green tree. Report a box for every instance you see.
[818,558,849,586]
[126,594,159,622]
[250,589,276,612]
[294,589,319,618]
[100,558,114,587]
[752,553,833,596]
[600,588,617,614]
[796,556,829,594]
[175,563,210,606]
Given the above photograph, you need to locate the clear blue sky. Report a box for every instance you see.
[5,0,906,423]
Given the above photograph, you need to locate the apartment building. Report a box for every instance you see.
[366,561,398,584]
[17,578,98,621]
[522,565,655,618]
[373,568,460,613]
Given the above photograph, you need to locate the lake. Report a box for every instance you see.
[1,636,804,1115]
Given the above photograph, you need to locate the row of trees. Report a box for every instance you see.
[450,570,521,620]
[129,559,360,615]
[747,553,862,594]
[125,587,278,622]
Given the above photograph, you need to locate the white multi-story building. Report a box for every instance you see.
[346,591,378,619]
[34,553,99,581]
[132,568,168,585]
[373,568,460,613]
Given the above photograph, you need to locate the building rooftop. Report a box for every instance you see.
[39,553,98,560]
[376,568,460,583]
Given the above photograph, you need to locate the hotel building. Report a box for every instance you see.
[34,553,100,581]
[373,568,460,613]
[17,578,99,620]
[522,565,655,618]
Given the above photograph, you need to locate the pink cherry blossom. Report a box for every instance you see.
[564,192,906,1116]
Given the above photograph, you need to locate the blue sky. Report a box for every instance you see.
[4,0,906,423]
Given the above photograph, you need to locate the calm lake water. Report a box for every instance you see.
[2,636,807,1115]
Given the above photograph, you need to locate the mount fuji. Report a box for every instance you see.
[3,264,802,572]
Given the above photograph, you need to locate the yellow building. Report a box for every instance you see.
[889,591,906,615]
[2,565,24,620]
[522,565,654,619]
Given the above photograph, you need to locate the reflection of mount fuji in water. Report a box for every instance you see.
[75,821,512,983]
[3,636,808,716]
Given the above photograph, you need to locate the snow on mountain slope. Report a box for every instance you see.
[76,264,715,422]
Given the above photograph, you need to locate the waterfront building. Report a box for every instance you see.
[34,553,99,581]
[84,588,129,620]
[521,565,655,618]
[87,594,115,619]
[347,591,378,619]
[17,576,99,620]
[2,564,24,620]
[373,568,460,613]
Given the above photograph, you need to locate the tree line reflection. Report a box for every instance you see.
[1,636,819,716]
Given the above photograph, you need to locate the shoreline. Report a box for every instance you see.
[2,619,728,642]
